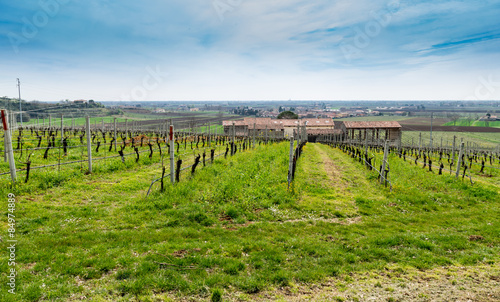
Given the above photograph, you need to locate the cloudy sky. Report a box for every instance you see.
[1,0,500,102]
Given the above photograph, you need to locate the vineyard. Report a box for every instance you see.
[0,114,499,301]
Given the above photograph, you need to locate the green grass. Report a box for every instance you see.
[0,142,498,301]
[443,119,500,128]
[21,116,130,128]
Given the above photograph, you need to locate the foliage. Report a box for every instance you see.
[277,110,298,119]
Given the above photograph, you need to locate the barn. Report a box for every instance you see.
[340,121,402,145]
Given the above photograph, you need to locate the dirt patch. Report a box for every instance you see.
[401,117,451,126]
[220,264,500,302]
[272,216,362,225]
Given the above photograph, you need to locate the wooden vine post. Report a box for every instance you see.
[60,114,64,144]
[169,125,175,184]
[85,116,93,174]
[287,135,294,189]
[380,140,389,185]
[114,117,117,151]
[253,123,256,148]
[455,139,464,179]
[2,110,17,182]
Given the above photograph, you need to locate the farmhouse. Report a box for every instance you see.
[479,115,499,121]
[223,117,337,138]
[341,121,402,144]
[222,118,402,144]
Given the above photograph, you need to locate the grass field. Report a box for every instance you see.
[21,116,129,128]
[20,111,240,128]
[1,141,498,301]
[443,119,500,128]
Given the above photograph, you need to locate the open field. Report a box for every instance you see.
[20,116,129,128]
[443,119,500,128]
[19,111,241,129]
[402,117,450,126]
[1,139,498,301]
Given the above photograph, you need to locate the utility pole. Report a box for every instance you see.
[17,78,22,126]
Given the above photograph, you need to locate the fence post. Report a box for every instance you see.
[287,135,294,189]
[2,110,17,182]
[86,116,92,174]
[253,123,256,148]
[208,123,211,148]
[170,125,175,184]
[114,117,117,151]
[60,114,64,144]
[380,140,389,185]
[265,125,268,144]
[364,132,368,154]
[3,111,8,163]
[418,132,422,155]
[455,139,464,179]
[452,136,456,164]
[232,122,236,155]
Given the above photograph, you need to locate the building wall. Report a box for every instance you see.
[388,128,401,140]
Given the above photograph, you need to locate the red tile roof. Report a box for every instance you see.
[224,118,334,128]
[342,121,402,129]
[307,129,343,135]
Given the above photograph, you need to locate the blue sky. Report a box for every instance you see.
[1,0,500,102]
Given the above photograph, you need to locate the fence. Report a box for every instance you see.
[0,110,287,195]
[315,131,500,189]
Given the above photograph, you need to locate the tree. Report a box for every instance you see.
[447,113,460,126]
[277,111,298,119]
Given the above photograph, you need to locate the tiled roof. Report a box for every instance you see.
[343,121,402,129]
[223,118,335,128]
[307,129,343,135]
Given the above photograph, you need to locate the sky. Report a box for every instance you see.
[1,0,500,102]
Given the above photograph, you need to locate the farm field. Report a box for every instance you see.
[19,111,240,129]
[401,117,450,126]
[1,140,499,301]
[21,116,129,128]
[443,119,500,128]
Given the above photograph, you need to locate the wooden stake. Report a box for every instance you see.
[2,110,17,182]
[287,135,294,189]
[170,125,175,184]
[380,140,389,185]
[455,139,464,179]
[86,116,92,174]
